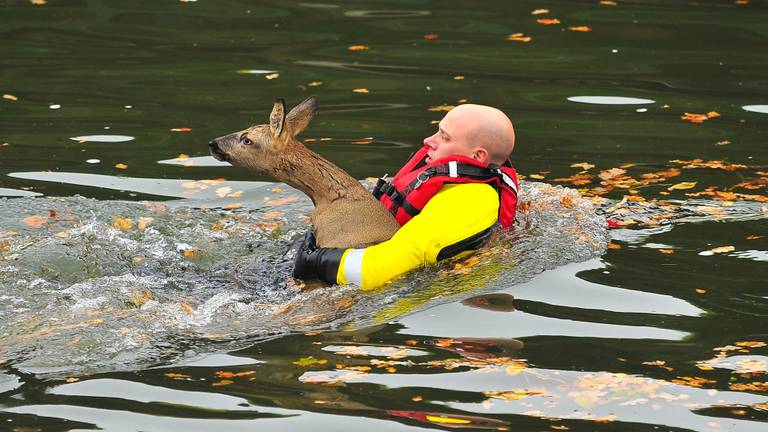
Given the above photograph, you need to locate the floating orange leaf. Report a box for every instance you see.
[179,300,193,315]
[215,370,255,378]
[352,88,369,93]
[23,215,48,228]
[347,45,369,51]
[170,127,192,132]
[537,18,561,25]
[423,34,439,40]
[681,111,720,123]
[608,242,621,250]
[569,26,592,32]
[263,195,299,206]
[600,0,618,5]
[659,249,675,254]
[2,94,18,101]
[164,372,192,379]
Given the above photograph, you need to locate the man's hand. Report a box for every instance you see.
[291,231,345,284]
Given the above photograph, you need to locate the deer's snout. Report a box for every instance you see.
[208,140,228,161]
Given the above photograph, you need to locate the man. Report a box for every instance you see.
[292,103,518,290]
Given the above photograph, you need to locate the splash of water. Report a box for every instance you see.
[0,181,608,375]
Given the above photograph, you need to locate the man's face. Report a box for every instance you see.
[422,109,475,163]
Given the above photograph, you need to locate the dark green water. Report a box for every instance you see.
[1,1,767,431]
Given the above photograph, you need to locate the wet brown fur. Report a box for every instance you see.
[209,96,399,248]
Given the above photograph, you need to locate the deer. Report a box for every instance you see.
[208,96,400,249]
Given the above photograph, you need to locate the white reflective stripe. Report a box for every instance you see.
[500,172,518,194]
[343,248,365,287]
[448,161,458,178]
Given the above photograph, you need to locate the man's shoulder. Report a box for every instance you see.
[426,183,499,212]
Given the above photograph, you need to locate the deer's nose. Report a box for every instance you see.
[208,140,220,150]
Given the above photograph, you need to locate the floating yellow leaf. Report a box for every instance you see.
[352,88,369,93]
[695,288,707,294]
[177,153,190,159]
[599,168,627,181]
[570,162,595,170]
[668,182,697,191]
[484,390,543,401]
[531,9,549,15]
[454,75,464,80]
[212,379,234,387]
[428,104,455,112]
[506,33,532,43]
[347,45,369,51]
[65,377,79,383]
[170,127,192,132]
[265,73,279,80]
[307,81,323,87]
[114,163,128,169]
[528,174,545,180]
[709,245,735,254]
[735,341,766,348]
[2,94,18,101]
[411,395,423,402]
[600,0,618,5]
[294,356,328,366]
[112,216,133,231]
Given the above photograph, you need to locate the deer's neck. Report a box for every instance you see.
[271,144,368,207]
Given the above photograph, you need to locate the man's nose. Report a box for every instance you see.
[423,133,437,148]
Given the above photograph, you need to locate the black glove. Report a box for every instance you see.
[290,231,345,284]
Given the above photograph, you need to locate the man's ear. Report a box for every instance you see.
[269,98,286,138]
[286,96,318,137]
[473,148,489,164]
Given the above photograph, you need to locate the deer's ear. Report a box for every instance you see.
[269,98,286,137]
[286,96,318,136]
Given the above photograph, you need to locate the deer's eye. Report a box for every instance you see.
[240,135,254,146]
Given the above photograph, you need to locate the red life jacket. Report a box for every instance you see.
[373,146,519,228]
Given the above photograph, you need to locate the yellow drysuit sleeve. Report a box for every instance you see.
[336,183,499,290]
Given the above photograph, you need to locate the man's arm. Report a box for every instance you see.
[333,183,499,289]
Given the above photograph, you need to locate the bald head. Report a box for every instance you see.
[423,103,515,166]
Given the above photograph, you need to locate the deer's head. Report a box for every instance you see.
[208,96,318,174]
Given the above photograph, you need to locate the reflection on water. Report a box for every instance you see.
[69,135,135,143]
[157,155,232,167]
[567,96,655,105]
[742,104,768,114]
